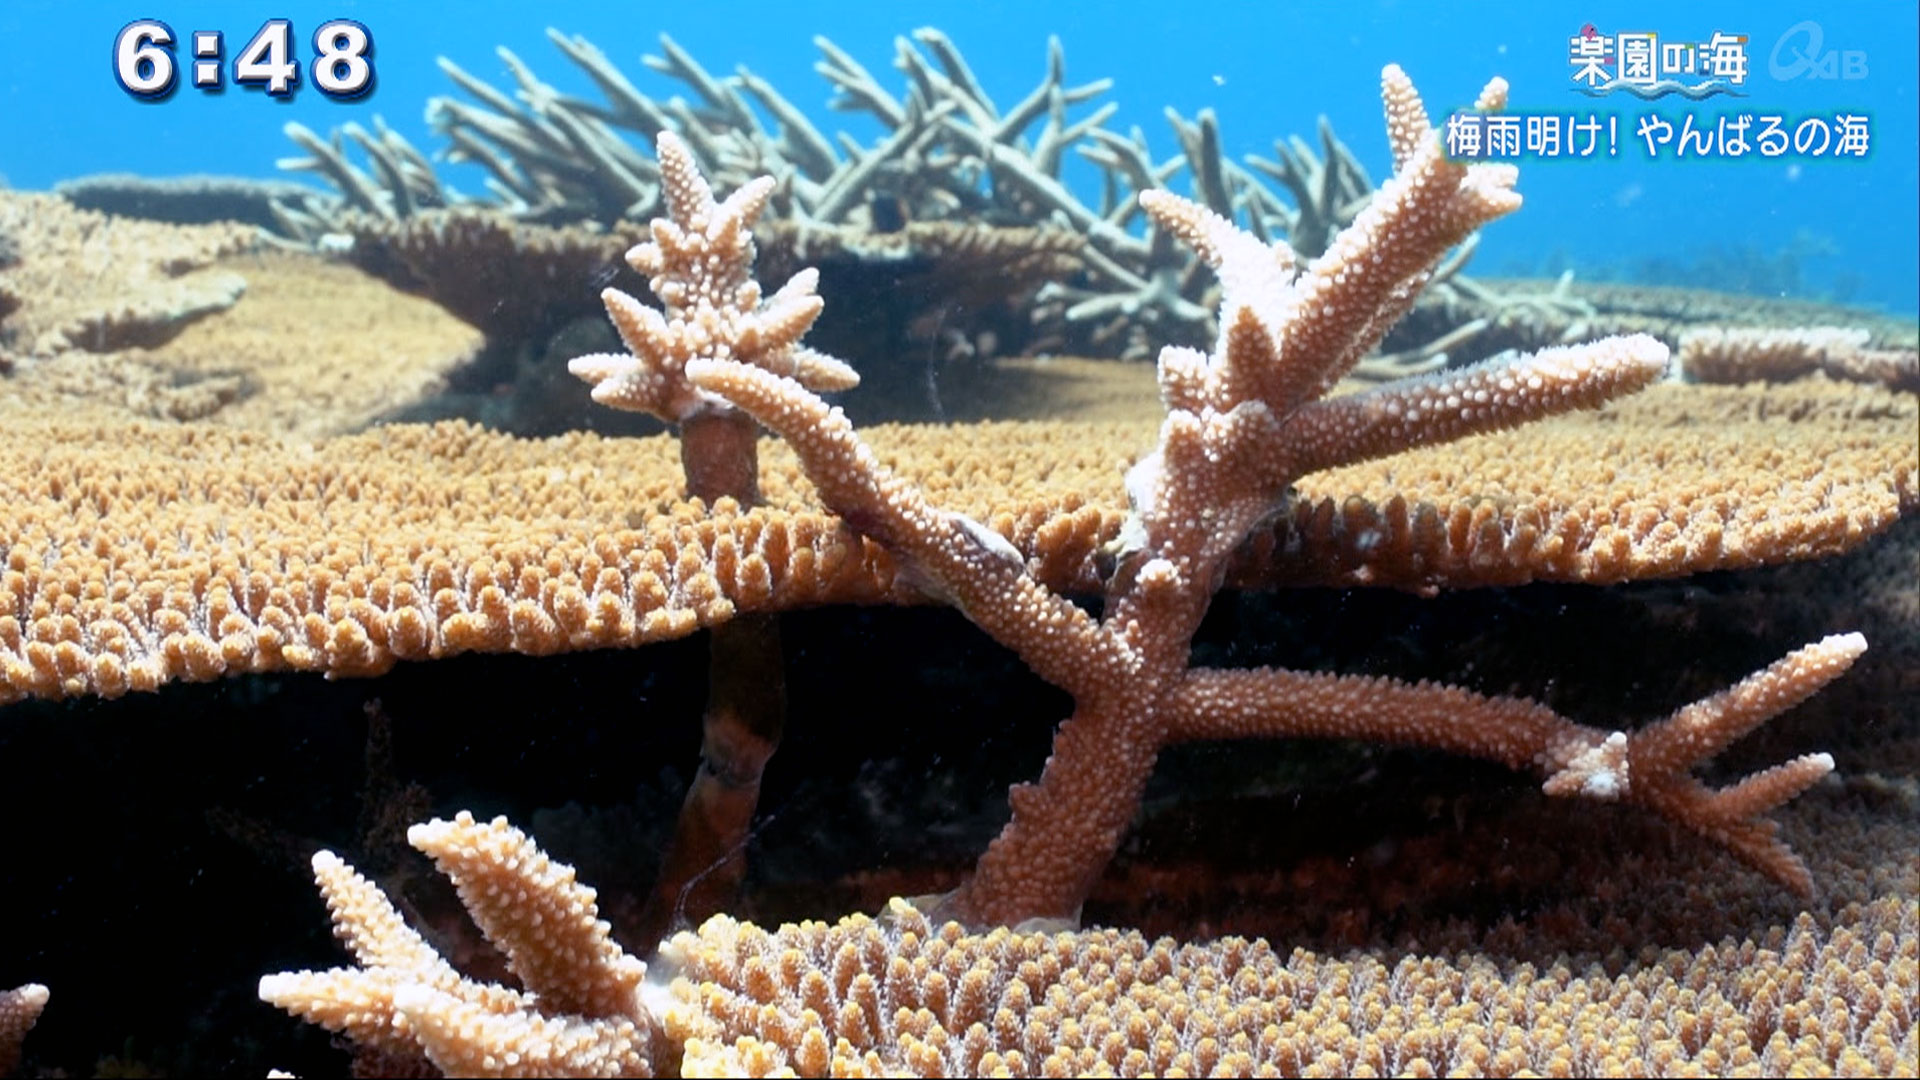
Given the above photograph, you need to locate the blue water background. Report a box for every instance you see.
[2,0,1914,314]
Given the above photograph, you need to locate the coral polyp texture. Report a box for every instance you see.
[665,893,1918,1079]
[652,64,1870,928]
[566,131,859,424]
[259,812,664,1077]
[0,984,49,1075]
[4,383,1906,706]
[2,48,1915,1080]
[255,69,1910,1080]
[263,808,1918,1078]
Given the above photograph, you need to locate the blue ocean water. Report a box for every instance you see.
[1,0,1914,313]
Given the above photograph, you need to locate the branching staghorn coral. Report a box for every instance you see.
[0,983,48,1076]
[569,130,859,941]
[252,70,1905,1074]
[259,812,665,1076]
[278,118,451,224]
[280,28,1532,363]
[569,67,1867,928]
[417,28,1121,233]
[405,25,1169,364]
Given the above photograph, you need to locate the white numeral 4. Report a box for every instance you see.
[235,19,298,95]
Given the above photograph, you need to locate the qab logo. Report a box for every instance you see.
[1768,21,1868,81]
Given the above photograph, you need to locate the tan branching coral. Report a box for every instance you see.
[259,812,663,1077]
[564,129,867,941]
[673,65,1865,926]
[1163,634,1863,893]
[566,131,858,426]
[1679,324,1920,392]
[0,983,48,1075]
[5,102,1906,939]
[285,29,1518,362]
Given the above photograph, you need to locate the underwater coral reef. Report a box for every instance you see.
[0,39,1915,1080]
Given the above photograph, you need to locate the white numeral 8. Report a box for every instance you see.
[312,19,374,98]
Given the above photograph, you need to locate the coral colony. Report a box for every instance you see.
[222,68,1895,1076]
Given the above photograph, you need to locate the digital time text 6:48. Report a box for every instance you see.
[114,18,374,100]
